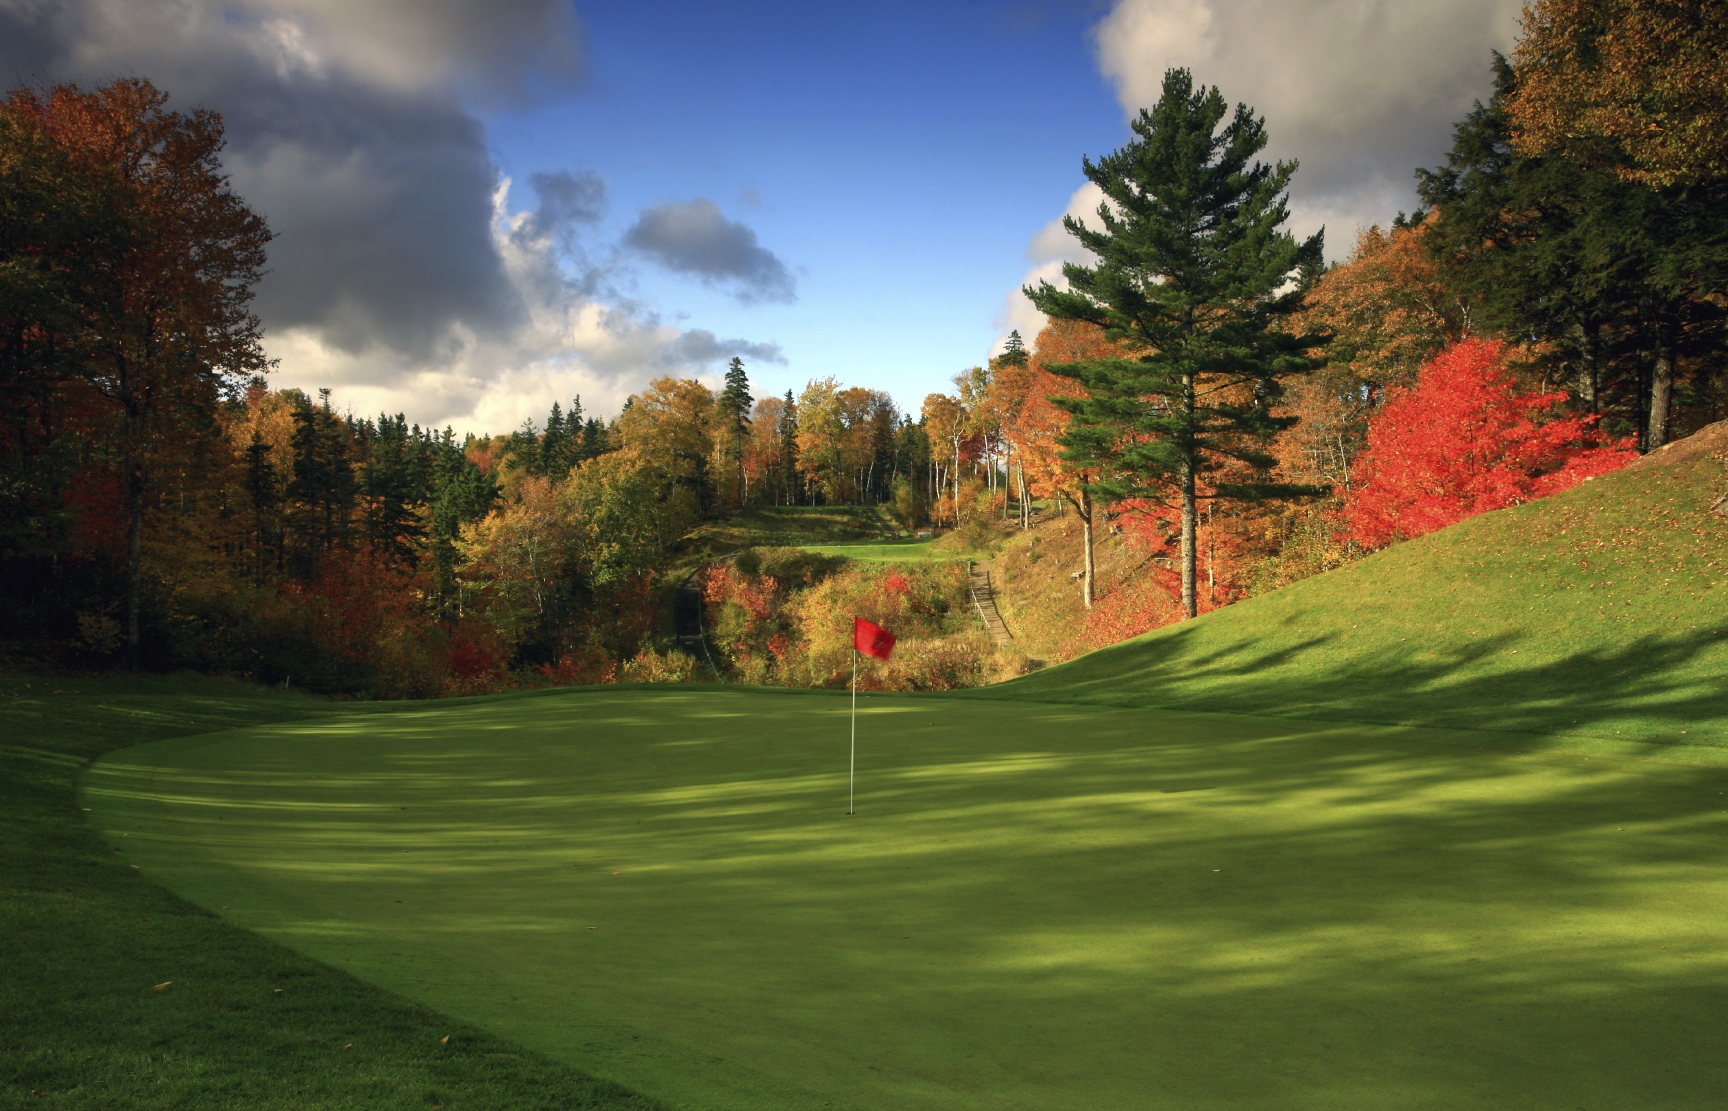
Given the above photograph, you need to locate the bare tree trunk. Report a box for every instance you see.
[1080,488,1095,610]
[1647,335,1674,451]
[1179,371,1198,619]
[1179,458,1197,619]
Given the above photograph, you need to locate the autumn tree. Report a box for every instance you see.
[617,376,716,518]
[1342,338,1637,547]
[920,392,967,526]
[1509,0,1728,186]
[1281,217,1471,489]
[1420,56,1727,452]
[5,80,272,656]
[1012,320,1116,607]
[1026,68,1327,618]
[796,377,848,503]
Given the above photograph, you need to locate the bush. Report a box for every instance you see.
[619,647,699,683]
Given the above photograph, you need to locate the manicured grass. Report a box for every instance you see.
[86,684,1728,1109]
[793,539,966,563]
[681,505,898,559]
[1,672,662,1110]
[987,434,1728,744]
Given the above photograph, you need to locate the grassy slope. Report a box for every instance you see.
[84,686,1728,1110]
[0,673,661,1111]
[980,426,1728,745]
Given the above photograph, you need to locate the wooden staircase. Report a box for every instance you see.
[968,562,1015,648]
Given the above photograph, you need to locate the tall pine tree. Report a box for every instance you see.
[715,357,753,505]
[1025,68,1326,618]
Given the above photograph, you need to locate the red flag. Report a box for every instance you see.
[853,617,895,661]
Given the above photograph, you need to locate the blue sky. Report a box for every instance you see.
[3,0,1523,431]
[484,1,1127,412]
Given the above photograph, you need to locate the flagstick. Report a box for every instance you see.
[849,646,857,815]
[846,642,853,815]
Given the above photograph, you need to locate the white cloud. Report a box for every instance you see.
[3,0,782,434]
[261,177,786,432]
[994,182,1105,357]
[995,0,1523,355]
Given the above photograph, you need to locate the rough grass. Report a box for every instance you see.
[85,685,1728,1110]
[983,426,1728,746]
[0,672,662,1110]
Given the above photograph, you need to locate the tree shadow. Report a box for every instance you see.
[85,688,1728,1108]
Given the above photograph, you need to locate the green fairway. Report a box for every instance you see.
[86,685,1728,1110]
[794,539,965,562]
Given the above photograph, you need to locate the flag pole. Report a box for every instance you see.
[849,646,857,815]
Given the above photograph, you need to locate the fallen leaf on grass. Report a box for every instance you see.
[342,1043,352,1049]
[273,989,283,994]
[152,981,172,991]
[440,1035,450,1044]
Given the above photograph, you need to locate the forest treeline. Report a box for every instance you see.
[3,1,1725,694]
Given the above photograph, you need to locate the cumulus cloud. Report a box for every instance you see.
[0,0,784,428]
[996,0,1523,354]
[624,199,797,304]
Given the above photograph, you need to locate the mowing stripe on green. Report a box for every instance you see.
[86,686,1728,1110]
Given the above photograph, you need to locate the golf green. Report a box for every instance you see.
[84,686,1728,1109]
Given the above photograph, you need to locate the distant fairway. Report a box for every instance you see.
[794,539,965,562]
[87,686,1728,1110]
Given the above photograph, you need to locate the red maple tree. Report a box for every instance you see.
[1342,338,1637,548]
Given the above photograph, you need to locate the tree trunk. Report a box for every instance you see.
[124,448,144,661]
[1179,369,1198,619]
[1179,458,1197,619]
[1070,487,1095,610]
[1647,335,1674,451]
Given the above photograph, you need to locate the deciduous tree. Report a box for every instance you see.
[1342,338,1637,548]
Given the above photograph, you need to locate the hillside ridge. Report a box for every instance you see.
[966,422,1728,747]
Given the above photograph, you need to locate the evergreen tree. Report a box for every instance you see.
[242,430,281,581]
[778,389,800,505]
[539,401,569,476]
[999,330,1028,368]
[359,413,425,568]
[1025,68,1327,618]
[715,357,753,505]
[1418,55,1727,449]
[579,416,609,460]
[286,389,356,578]
[428,430,496,617]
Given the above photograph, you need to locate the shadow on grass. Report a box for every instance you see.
[85,689,1728,1108]
[977,610,1728,744]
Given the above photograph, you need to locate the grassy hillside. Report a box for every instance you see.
[980,424,1728,746]
[0,673,659,1110]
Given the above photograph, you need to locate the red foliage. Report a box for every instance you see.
[878,569,910,598]
[1342,338,1637,547]
[449,619,510,681]
[535,645,617,686]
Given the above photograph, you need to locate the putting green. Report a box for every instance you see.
[85,687,1728,1109]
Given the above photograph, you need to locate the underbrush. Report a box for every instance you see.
[702,548,1021,690]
